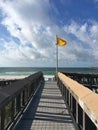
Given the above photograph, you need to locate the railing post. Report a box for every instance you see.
[0,72,43,130]
[22,90,25,107]
[17,94,21,112]
[76,102,78,125]
[11,99,15,121]
[70,94,72,112]
[69,92,71,108]
[63,86,66,101]
[83,111,85,130]
[1,108,5,130]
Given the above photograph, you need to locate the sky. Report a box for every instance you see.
[0,0,98,67]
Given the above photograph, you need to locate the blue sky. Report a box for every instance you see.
[0,0,98,67]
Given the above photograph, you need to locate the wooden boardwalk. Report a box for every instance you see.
[14,81,78,130]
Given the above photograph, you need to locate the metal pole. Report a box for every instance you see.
[55,35,58,80]
[56,44,58,74]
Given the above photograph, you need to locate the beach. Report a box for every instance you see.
[0,67,98,81]
[0,75,55,81]
[0,75,27,81]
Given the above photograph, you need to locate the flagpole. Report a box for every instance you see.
[55,35,67,79]
[56,43,58,74]
[56,35,58,77]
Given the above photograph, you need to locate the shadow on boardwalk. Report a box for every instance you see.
[14,81,77,130]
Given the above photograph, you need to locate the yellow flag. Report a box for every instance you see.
[56,36,67,46]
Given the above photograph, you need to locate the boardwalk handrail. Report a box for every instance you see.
[58,72,98,130]
[0,79,21,88]
[62,72,98,92]
[0,71,44,130]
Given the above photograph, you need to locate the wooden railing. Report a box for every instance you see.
[0,79,21,88]
[62,72,98,92]
[58,72,98,130]
[0,71,44,130]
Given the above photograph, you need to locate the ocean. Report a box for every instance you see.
[0,67,98,80]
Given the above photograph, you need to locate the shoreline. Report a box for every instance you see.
[0,75,55,81]
[0,75,27,80]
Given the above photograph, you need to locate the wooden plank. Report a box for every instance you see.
[14,81,77,130]
[58,72,98,129]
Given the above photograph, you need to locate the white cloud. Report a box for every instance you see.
[64,21,91,44]
[64,20,98,61]
[94,0,98,2]
[0,0,51,45]
[0,0,98,67]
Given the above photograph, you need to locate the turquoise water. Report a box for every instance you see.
[0,67,98,77]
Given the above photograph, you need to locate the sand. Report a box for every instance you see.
[0,75,54,81]
[0,75,27,81]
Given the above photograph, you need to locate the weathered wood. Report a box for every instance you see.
[58,72,98,130]
[1,108,5,130]
[0,79,20,88]
[14,81,77,130]
[62,72,98,92]
[0,71,43,130]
